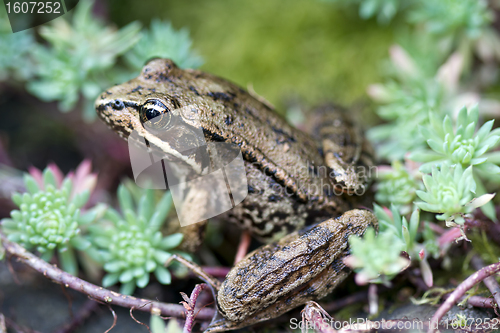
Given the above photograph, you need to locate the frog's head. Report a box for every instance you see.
[95,59,189,139]
[95,59,212,170]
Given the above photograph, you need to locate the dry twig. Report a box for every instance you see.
[0,233,215,321]
[428,260,500,333]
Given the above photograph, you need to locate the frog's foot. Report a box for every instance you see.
[305,104,375,195]
[203,314,243,333]
[301,301,333,333]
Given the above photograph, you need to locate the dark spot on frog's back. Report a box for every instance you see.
[158,72,173,83]
[207,91,235,102]
[225,115,233,125]
[331,257,345,272]
[272,125,296,142]
[130,86,143,94]
[188,85,200,96]
[203,129,226,142]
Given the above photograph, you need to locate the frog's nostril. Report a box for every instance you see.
[113,99,125,110]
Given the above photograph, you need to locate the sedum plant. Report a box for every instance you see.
[335,0,500,297]
[407,0,493,41]
[375,160,421,214]
[410,105,500,220]
[0,2,35,80]
[374,204,419,256]
[1,0,204,122]
[27,0,141,120]
[323,0,412,24]
[0,30,35,81]
[375,205,436,286]
[415,161,494,225]
[366,44,462,160]
[88,185,187,295]
[0,162,98,275]
[345,227,409,286]
[410,105,500,172]
[125,19,203,71]
[348,206,439,287]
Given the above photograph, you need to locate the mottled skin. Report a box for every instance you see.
[95,58,377,332]
[95,58,373,241]
[210,209,377,332]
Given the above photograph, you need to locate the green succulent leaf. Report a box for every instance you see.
[120,280,136,295]
[88,183,186,294]
[154,266,172,285]
[117,185,134,213]
[24,174,40,194]
[102,272,120,288]
[161,234,184,250]
[59,247,77,276]
[124,19,203,71]
[1,164,95,275]
[347,228,409,285]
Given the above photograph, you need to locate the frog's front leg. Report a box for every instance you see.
[205,209,377,333]
[306,104,375,194]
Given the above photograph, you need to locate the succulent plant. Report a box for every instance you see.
[374,204,419,255]
[88,184,187,295]
[1,162,98,275]
[411,105,500,170]
[375,161,421,212]
[26,0,141,119]
[408,0,493,40]
[345,228,409,285]
[415,161,494,225]
[125,19,203,71]
[366,43,454,160]
[323,0,411,24]
[410,105,500,220]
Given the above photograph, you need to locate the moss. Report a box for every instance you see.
[108,0,398,111]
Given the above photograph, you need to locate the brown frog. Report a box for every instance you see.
[95,58,377,332]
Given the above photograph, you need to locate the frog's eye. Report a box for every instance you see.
[140,99,172,131]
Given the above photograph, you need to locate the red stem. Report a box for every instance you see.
[0,233,215,321]
[428,261,500,333]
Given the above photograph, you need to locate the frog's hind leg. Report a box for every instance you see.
[305,104,375,195]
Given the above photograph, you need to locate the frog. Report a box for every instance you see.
[95,58,377,332]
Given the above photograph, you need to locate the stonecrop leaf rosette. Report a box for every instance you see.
[345,228,409,286]
[88,185,186,295]
[0,162,97,275]
[415,161,494,226]
[375,160,421,214]
[410,105,500,220]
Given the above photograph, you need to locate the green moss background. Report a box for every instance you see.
[108,0,398,111]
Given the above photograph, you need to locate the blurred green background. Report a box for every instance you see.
[107,0,395,109]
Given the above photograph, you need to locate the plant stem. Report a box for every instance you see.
[0,233,215,321]
[428,260,500,333]
[181,284,209,333]
[471,255,500,308]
